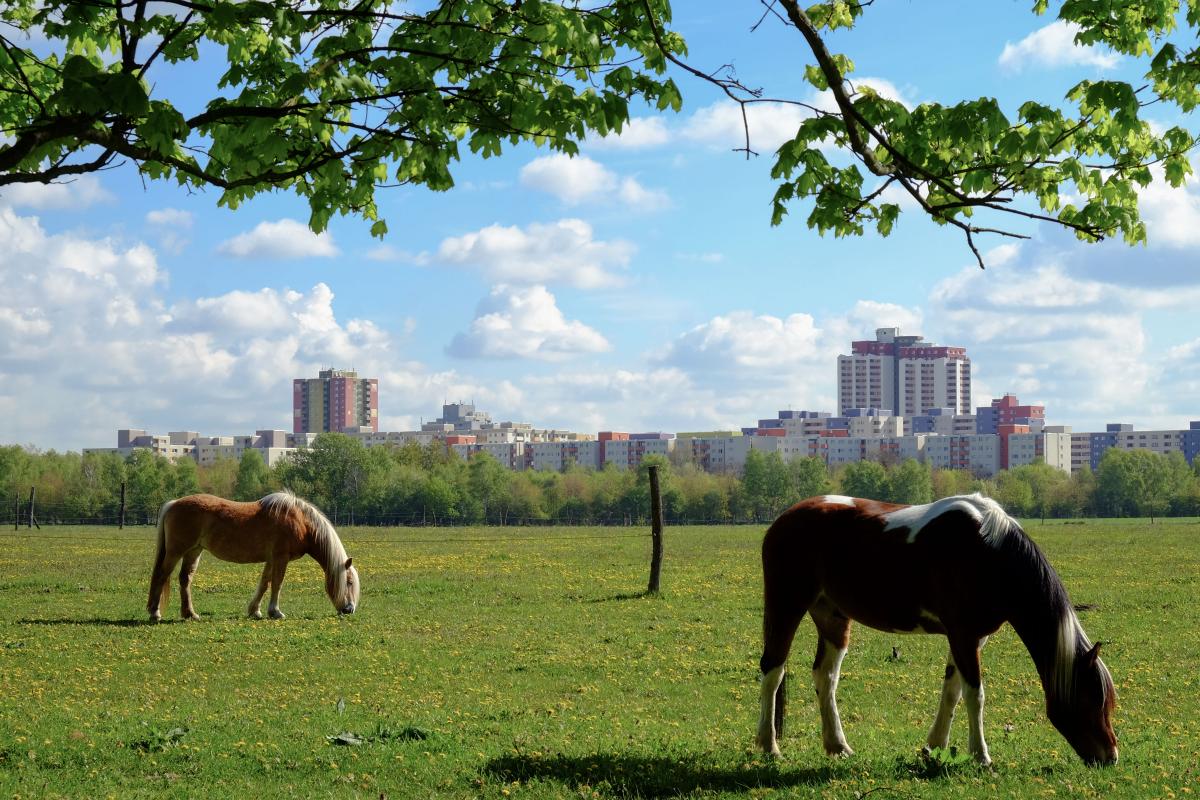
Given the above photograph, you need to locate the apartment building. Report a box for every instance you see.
[527,440,602,471]
[924,434,1001,475]
[293,368,379,434]
[838,327,971,416]
[449,441,528,470]
[977,394,1045,435]
[89,429,301,467]
[905,408,977,436]
[687,434,782,473]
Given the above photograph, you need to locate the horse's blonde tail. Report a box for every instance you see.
[147,501,173,618]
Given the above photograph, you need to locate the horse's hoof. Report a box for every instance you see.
[183,612,200,621]
[825,744,854,758]
[269,609,286,620]
[149,614,162,623]
[248,610,263,620]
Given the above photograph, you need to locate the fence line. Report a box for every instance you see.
[0,529,657,545]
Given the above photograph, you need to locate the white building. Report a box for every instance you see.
[688,434,781,473]
[838,328,971,416]
[527,440,602,471]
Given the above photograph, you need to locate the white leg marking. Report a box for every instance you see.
[814,645,853,757]
[756,666,785,756]
[925,656,963,751]
[962,683,991,766]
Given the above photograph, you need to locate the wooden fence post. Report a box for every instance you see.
[12,493,17,531]
[119,482,126,530]
[27,486,39,530]
[647,465,664,594]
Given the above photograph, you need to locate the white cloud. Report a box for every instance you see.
[811,76,916,114]
[365,244,430,264]
[522,368,749,434]
[217,218,338,259]
[682,101,808,153]
[930,254,1157,421]
[617,177,671,211]
[436,219,634,289]
[587,116,672,150]
[649,300,922,417]
[1137,167,1200,249]
[998,21,1119,73]
[519,153,669,210]
[520,154,615,204]
[145,207,195,255]
[447,285,610,361]
[0,207,525,449]
[682,79,913,156]
[146,208,194,228]
[0,174,113,210]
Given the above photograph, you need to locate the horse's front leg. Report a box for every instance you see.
[949,635,991,766]
[267,559,289,619]
[924,649,963,753]
[247,563,270,619]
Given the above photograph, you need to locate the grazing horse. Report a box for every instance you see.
[755,493,1117,766]
[147,491,359,621]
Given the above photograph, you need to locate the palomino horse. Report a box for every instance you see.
[756,493,1117,766]
[147,491,359,621]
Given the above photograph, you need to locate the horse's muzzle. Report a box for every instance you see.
[340,603,356,615]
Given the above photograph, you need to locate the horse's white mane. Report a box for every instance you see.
[260,491,348,589]
[884,492,1015,545]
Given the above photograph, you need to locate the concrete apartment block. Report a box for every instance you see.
[839,327,971,416]
[924,434,1001,476]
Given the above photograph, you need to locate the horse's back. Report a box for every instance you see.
[763,495,1009,635]
[163,494,292,563]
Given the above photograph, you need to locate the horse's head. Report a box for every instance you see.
[326,556,360,615]
[1046,642,1118,766]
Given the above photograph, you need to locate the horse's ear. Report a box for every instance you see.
[1086,641,1103,664]
[345,557,353,569]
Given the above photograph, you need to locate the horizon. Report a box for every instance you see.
[3,3,1200,452]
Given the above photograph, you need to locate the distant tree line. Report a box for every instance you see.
[2,435,1199,526]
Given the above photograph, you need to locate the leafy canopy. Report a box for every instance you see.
[0,0,683,235]
[682,0,1200,265]
[1,1,1197,265]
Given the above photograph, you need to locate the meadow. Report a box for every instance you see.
[0,520,1197,799]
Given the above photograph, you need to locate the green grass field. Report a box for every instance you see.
[0,521,1197,799]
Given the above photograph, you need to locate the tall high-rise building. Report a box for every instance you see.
[293,368,379,434]
[837,327,971,416]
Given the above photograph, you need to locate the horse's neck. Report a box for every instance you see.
[308,527,344,572]
[1007,600,1071,693]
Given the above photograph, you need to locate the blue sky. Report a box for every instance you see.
[3,2,1200,451]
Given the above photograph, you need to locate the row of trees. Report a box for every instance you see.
[3,436,1199,526]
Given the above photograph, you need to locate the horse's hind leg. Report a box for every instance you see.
[811,601,854,757]
[925,648,963,753]
[756,573,812,756]
[178,548,203,620]
[148,550,183,622]
[247,564,270,619]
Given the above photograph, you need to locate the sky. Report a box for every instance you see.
[3,1,1200,452]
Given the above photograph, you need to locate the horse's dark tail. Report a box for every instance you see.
[147,501,173,618]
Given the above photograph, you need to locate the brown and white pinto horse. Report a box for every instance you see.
[147,491,360,621]
[756,493,1117,766]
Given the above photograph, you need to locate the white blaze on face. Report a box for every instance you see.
[822,495,856,507]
